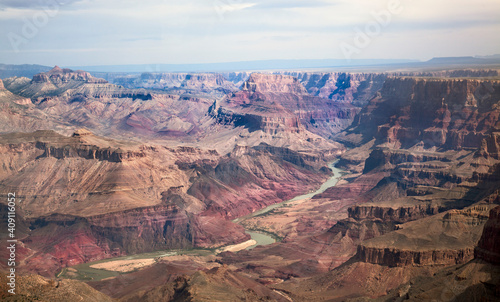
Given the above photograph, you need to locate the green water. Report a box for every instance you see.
[238,161,344,249]
[58,249,211,281]
[60,161,344,280]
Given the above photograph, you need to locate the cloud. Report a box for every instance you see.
[0,0,499,65]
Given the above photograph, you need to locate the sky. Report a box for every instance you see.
[0,0,499,66]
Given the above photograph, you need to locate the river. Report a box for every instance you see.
[59,161,344,281]
[235,161,344,249]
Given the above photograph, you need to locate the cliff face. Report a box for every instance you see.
[242,73,308,94]
[0,130,331,276]
[477,132,500,159]
[356,246,474,267]
[215,73,358,138]
[214,106,302,135]
[112,72,237,93]
[32,66,108,84]
[1,69,215,139]
[354,205,492,268]
[5,66,151,101]
[279,72,387,106]
[475,206,500,264]
[347,77,500,149]
[348,204,439,224]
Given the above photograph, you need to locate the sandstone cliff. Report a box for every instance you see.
[5,66,151,101]
[215,73,358,138]
[112,72,237,94]
[345,77,500,149]
[0,130,331,276]
[279,71,387,106]
[355,205,492,267]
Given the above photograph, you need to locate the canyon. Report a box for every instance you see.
[0,65,500,301]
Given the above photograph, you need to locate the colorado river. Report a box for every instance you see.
[235,161,344,249]
[59,161,344,281]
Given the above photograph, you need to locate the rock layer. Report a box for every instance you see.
[345,77,500,149]
[475,206,500,264]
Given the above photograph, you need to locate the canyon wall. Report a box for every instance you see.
[215,73,358,138]
[346,77,500,149]
[474,206,500,264]
[279,72,387,106]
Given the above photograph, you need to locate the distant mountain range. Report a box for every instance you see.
[0,63,52,79]
[67,59,420,73]
[1,56,499,78]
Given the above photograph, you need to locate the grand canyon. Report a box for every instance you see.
[0,59,499,301]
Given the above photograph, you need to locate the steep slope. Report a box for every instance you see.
[280,71,387,107]
[119,265,289,302]
[0,273,113,302]
[2,67,216,140]
[271,203,497,301]
[213,73,359,139]
[112,72,238,95]
[0,129,332,277]
[378,206,500,302]
[0,78,73,134]
[341,77,500,149]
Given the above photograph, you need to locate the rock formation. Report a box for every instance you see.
[475,206,500,264]
[112,72,238,94]
[343,77,500,149]
[0,129,332,276]
[214,73,359,138]
[280,71,388,106]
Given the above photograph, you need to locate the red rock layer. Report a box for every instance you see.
[215,73,358,137]
[280,72,388,106]
[356,245,474,267]
[348,204,439,223]
[348,77,500,149]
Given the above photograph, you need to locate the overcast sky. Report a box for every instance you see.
[0,0,499,66]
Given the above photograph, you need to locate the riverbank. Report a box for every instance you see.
[58,161,345,281]
[235,161,345,246]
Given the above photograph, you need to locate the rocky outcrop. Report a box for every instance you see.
[356,245,474,267]
[346,77,500,149]
[0,274,113,301]
[242,73,308,94]
[116,265,289,302]
[213,106,302,134]
[354,205,492,268]
[477,132,500,159]
[32,66,108,84]
[363,148,453,173]
[279,72,387,106]
[475,206,500,264]
[215,73,358,138]
[111,72,237,94]
[222,71,251,86]
[6,66,152,101]
[348,204,439,223]
[35,141,145,162]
